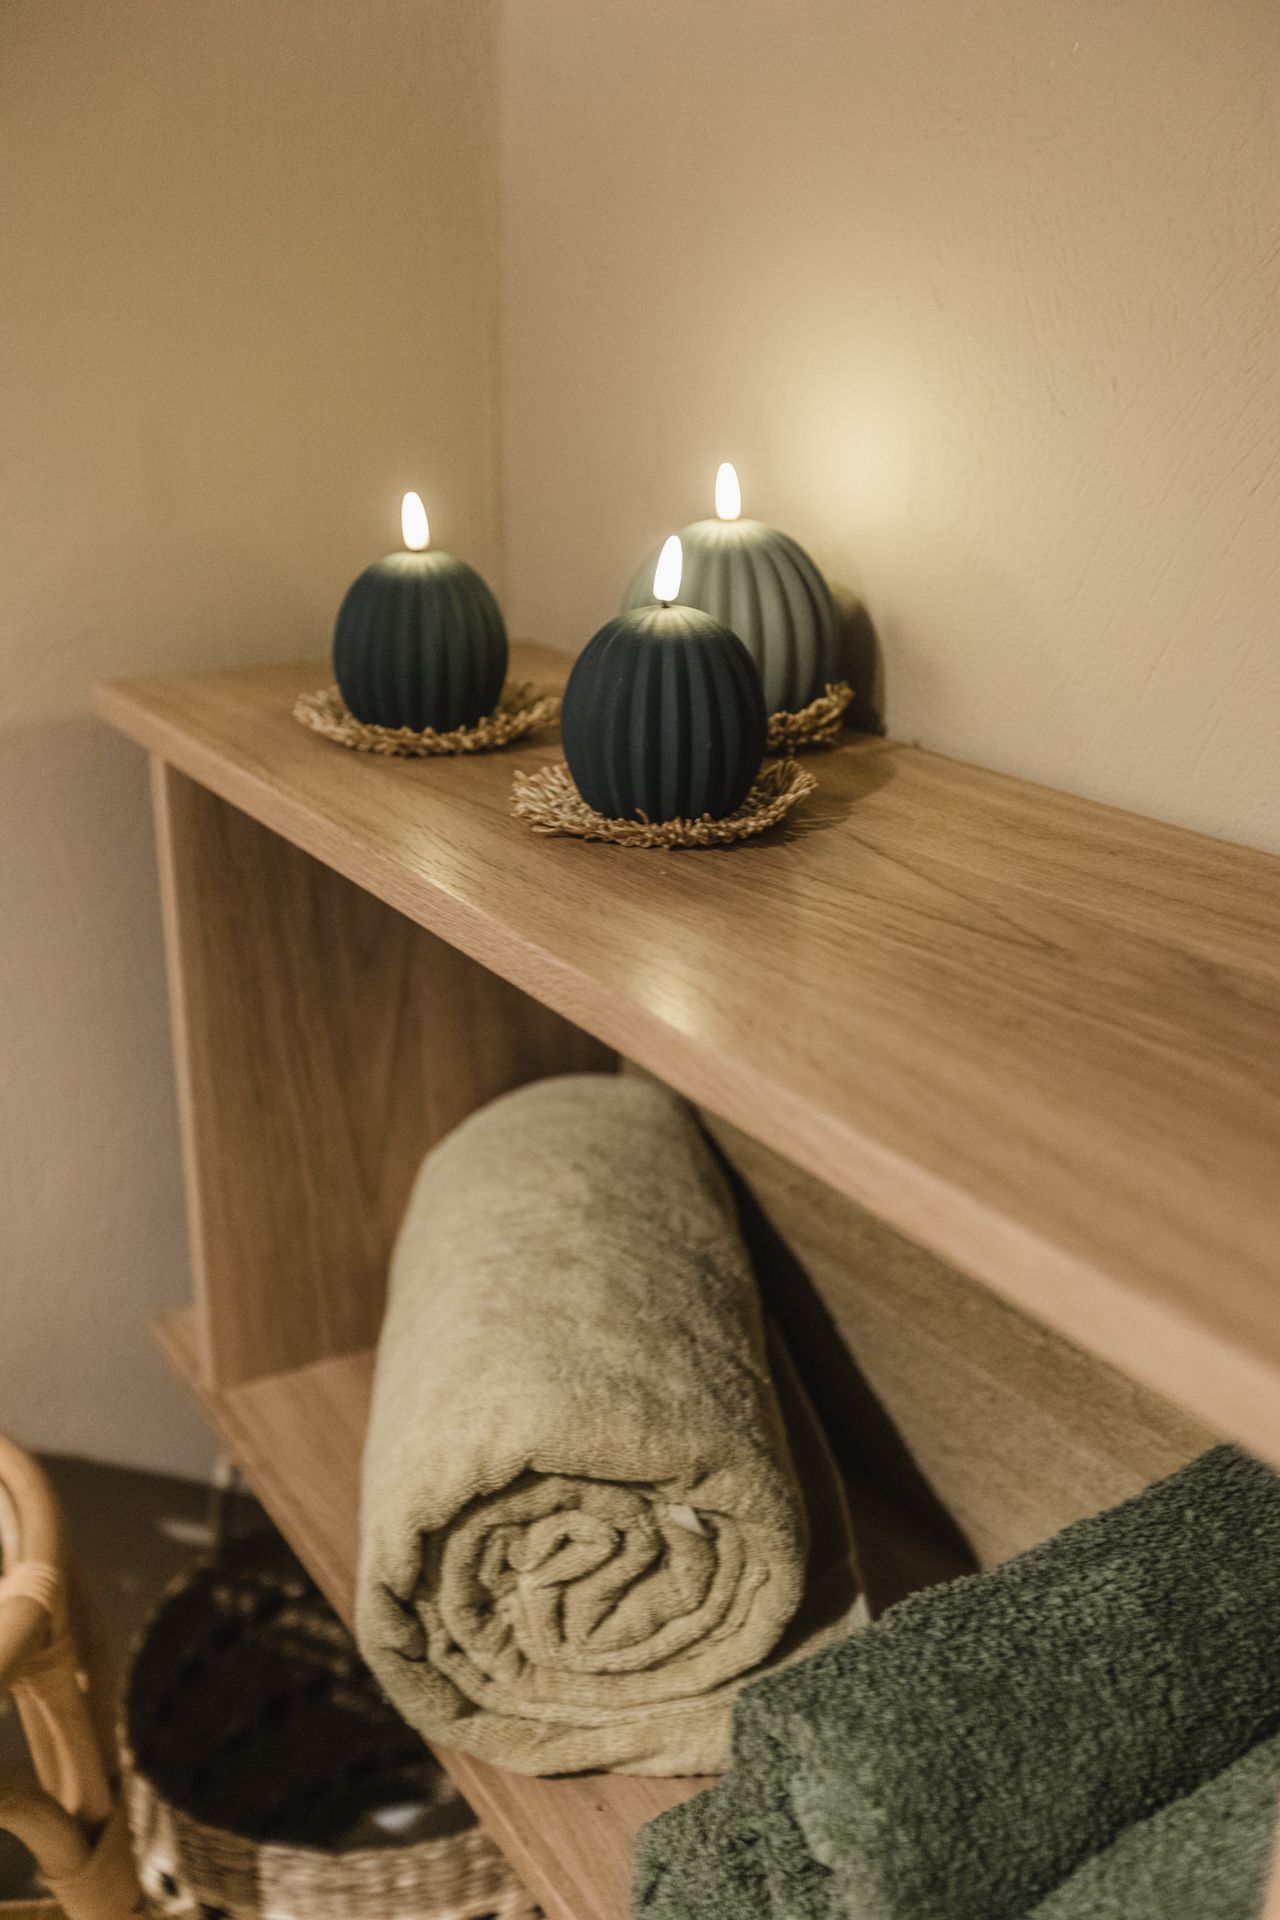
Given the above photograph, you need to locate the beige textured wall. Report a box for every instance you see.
[498,0,1280,851]
[0,2,501,1472]
[3,1,1276,1474]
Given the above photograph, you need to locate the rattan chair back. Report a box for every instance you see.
[0,1433,140,1920]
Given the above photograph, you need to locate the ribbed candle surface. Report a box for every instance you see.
[561,603,766,823]
[334,549,507,731]
[624,519,839,714]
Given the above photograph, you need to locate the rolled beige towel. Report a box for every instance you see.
[357,1072,862,1775]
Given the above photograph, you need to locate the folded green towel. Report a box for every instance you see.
[635,1446,1280,1916]
[636,1774,761,1917]
[357,1072,864,1776]
[638,1735,1280,1920]
[1026,1730,1280,1920]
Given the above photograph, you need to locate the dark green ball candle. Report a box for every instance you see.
[333,493,508,732]
[623,465,839,715]
[561,536,766,824]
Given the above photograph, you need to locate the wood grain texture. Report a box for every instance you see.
[702,1113,1217,1567]
[100,648,1280,1453]
[1265,1837,1280,1920]
[151,758,609,1386]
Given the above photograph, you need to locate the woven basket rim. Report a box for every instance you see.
[119,1537,460,1855]
[120,1765,493,1872]
[120,1539,537,1918]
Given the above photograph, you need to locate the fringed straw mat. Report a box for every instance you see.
[511,759,816,848]
[766,680,854,751]
[293,683,560,756]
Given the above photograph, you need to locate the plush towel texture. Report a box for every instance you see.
[1026,1731,1280,1920]
[635,1445,1280,1917]
[357,1072,863,1776]
[638,1736,1280,1920]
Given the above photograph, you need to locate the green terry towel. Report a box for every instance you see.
[1026,1730,1280,1920]
[357,1072,864,1777]
[638,1731,1280,1920]
[637,1773,762,1916]
[635,1445,1280,1917]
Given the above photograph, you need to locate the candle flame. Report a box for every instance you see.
[714,462,742,521]
[653,534,683,604]
[401,491,430,551]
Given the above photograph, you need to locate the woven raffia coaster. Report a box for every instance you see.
[766,680,854,751]
[293,682,560,757]
[511,758,816,848]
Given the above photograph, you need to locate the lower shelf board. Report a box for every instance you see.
[156,1309,963,1920]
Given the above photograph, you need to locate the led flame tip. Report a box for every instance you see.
[401,491,430,551]
[653,534,683,604]
[714,462,742,521]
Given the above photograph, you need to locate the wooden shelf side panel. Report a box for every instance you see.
[151,759,611,1388]
[703,1113,1217,1568]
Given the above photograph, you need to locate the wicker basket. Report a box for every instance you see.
[121,1533,538,1920]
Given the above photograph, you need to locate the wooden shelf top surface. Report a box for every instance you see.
[102,647,1280,1455]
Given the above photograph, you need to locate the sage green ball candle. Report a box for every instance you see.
[623,465,840,715]
[333,492,507,732]
[562,536,766,824]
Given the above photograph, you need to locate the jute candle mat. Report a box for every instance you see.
[766,680,854,751]
[511,758,816,848]
[293,682,560,756]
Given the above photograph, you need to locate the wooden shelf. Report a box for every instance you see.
[105,646,1280,1917]
[100,646,1280,1456]
[155,1308,955,1920]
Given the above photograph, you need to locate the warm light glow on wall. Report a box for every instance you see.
[401,490,430,551]
[714,461,742,521]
